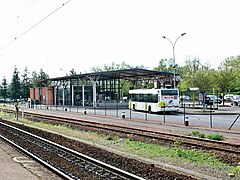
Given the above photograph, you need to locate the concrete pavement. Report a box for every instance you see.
[0,139,39,180]
[0,138,62,180]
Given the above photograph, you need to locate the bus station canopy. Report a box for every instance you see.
[41,68,174,82]
[33,68,175,107]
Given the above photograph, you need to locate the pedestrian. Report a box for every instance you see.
[204,96,210,110]
[15,104,19,121]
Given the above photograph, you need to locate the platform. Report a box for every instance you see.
[0,139,38,180]
[0,139,62,180]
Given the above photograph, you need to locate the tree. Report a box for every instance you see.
[193,67,215,94]
[32,68,50,87]
[38,68,49,80]
[31,71,38,87]
[90,61,147,72]
[154,58,179,72]
[69,68,77,75]
[213,56,240,105]
[226,55,240,91]
[89,61,147,98]
[1,77,8,100]
[21,67,31,99]
[10,66,21,101]
[178,57,216,103]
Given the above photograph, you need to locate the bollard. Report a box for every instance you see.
[84,109,87,115]
[184,117,189,126]
[122,112,125,119]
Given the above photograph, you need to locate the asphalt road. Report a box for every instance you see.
[87,108,240,130]
[32,104,239,131]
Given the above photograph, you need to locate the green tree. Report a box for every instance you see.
[32,68,50,87]
[38,68,49,80]
[178,57,202,90]
[178,57,215,100]
[10,66,21,101]
[89,61,147,98]
[21,67,31,99]
[90,61,146,72]
[227,55,240,91]
[1,77,8,100]
[154,58,179,73]
[193,67,215,94]
[31,71,38,87]
[213,56,240,104]
[69,68,77,75]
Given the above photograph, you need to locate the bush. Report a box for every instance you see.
[207,134,224,141]
[191,131,206,138]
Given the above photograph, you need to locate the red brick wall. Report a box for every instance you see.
[35,87,39,101]
[29,87,54,105]
[42,87,46,105]
[29,87,39,101]
[48,87,54,105]
[42,87,54,105]
[30,88,35,100]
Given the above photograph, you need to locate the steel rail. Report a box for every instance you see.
[0,134,74,180]
[24,111,240,148]
[0,121,145,180]
[2,108,240,154]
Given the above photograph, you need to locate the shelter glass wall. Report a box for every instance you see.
[52,78,122,107]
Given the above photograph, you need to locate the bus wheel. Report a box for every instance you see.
[133,104,136,110]
[148,106,152,113]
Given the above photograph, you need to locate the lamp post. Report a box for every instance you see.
[162,33,186,89]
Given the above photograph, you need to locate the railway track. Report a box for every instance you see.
[0,121,145,180]
[1,108,240,164]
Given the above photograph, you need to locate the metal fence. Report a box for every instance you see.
[2,101,240,131]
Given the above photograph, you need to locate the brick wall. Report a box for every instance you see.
[29,87,54,105]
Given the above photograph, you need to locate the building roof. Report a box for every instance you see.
[39,68,174,82]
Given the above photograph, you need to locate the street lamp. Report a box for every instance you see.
[162,33,186,89]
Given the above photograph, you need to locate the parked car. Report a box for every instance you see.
[224,94,234,101]
[179,95,190,101]
[231,95,240,106]
[206,95,222,104]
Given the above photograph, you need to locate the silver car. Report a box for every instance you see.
[231,95,240,106]
[206,95,222,104]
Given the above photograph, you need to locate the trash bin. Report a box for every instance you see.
[184,117,189,126]
[122,112,125,119]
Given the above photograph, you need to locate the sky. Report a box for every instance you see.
[0,0,239,82]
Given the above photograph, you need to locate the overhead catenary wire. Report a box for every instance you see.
[15,0,37,38]
[1,0,37,33]
[1,0,72,51]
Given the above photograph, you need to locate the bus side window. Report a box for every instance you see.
[148,94,153,102]
[132,94,137,101]
[154,94,158,103]
[139,94,144,102]
[145,94,150,102]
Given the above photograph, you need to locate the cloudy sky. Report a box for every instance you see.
[0,0,239,81]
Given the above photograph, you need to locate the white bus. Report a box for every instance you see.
[129,88,180,112]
